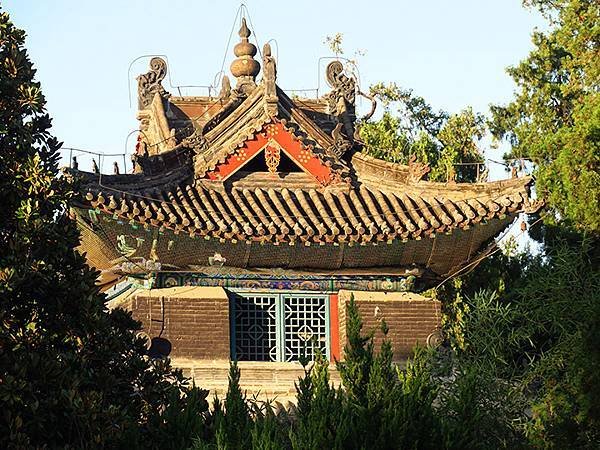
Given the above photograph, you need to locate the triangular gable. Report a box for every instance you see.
[205,121,336,185]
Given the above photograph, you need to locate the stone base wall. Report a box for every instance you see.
[338,290,441,360]
[173,359,341,404]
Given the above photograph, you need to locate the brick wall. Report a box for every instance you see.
[337,290,441,360]
[113,286,440,362]
[128,286,230,360]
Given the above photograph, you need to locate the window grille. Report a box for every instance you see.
[231,292,329,362]
[283,295,328,362]
[233,294,278,361]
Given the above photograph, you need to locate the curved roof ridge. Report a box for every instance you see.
[69,164,191,196]
[352,151,533,193]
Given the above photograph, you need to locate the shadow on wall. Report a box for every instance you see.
[148,337,172,358]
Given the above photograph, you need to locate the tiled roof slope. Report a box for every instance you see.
[77,162,539,246]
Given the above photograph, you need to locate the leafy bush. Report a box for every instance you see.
[436,240,600,449]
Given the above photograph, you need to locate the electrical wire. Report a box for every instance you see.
[63,147,125,157]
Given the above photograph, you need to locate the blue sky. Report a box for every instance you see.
[5,0,545,174]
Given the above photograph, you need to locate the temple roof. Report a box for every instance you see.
[70,18,542,286]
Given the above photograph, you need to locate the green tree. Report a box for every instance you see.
[484,2,600,443]
[433,240,600,449]
[360,83,486,182]
[215,362,252,450]
[336,297,443,450]
[514,242,600,448]
[0,9,194,448]
[291,352,346,450]
[490,0,600,233]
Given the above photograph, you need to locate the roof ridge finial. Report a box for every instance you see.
[239,16,251,39]
[230,17,260,94]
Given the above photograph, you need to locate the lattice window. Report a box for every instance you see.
[231,292,329,362]
[233,294,278,362]
[283,295,328,362]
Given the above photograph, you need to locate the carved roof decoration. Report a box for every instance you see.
[132,18,360,183]
[137,57,169,109]
[230,18,260,94]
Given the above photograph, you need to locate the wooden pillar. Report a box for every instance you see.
[329,293,341,362]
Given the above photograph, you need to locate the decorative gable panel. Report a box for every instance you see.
[205,121,335,185]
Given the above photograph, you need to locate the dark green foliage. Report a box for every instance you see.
[436,241,600,449]
[139,384,210,450]
[249,403,289,450]
[291,353,346,449]
[514,242,600,448]
[435,291,529,450]
[333,297,443,450]
[217,361,252,449]
[191,362,268,450]
[0,9,196,448]
[490,0,600,233]
[429,237,535,353]
[337,296,374,406]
